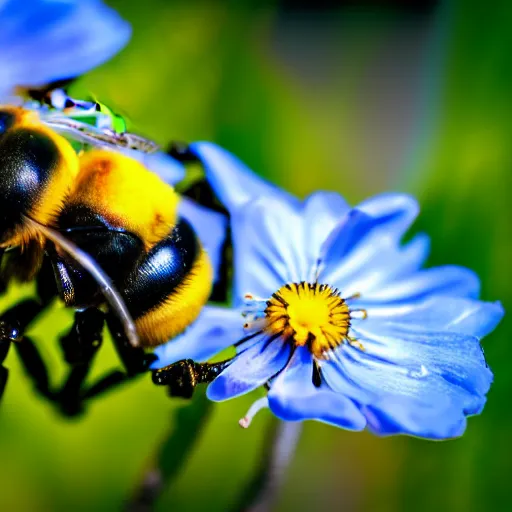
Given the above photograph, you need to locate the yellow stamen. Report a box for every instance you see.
[264,282,363,358]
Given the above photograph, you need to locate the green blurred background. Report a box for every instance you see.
[1,0,511,510]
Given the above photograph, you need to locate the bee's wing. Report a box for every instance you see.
[41,113,185,183]
[24,217,140,348]
[43,115,160,153]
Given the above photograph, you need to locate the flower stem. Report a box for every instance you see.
[235,420,303,512]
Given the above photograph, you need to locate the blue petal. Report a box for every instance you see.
[319,194,421,275]
[206,336,290,401]
[151,306,243,368]
[301,192,350,280]
[361,297,504,338]
[361,396,467,439]
[356,193,419,238]
[319,209,378,269]
[323,323,492,420]
[188,141,298,213]
[322,231,429,297]
[179,198,227,282]
[322,344,474,439]
[268,347,366,430]
[360,265,481,303]
[231,192,353,302]
[230,197,308,303]
[0,0,130,94]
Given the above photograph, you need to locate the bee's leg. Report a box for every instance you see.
[105,311,155,376]
[58,308,155,409]
[56,308,105,417]
[82,370,127,401]
[1,259,111,410]
[152,359,230,399]
[0,249,10,396]
[68,312,154,403]
[4,300,53,400]
[0,251,46,400]
[0,242,57,400]
[59,308,105,366]
[14,335,54,401]
[2,302,104,414]
[12,306,137,415]
[1,299,47,340]
[35,254,59,306]
[1,300,53,401]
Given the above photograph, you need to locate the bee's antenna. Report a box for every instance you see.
[24,217,140,348]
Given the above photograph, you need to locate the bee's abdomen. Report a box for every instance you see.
[124,219,199,315]
[124,218,213,347]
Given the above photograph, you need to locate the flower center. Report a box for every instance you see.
[263,282,353,358]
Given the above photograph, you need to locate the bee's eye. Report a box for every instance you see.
[0,111,15,135]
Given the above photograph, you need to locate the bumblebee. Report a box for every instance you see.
[0,105,213,412]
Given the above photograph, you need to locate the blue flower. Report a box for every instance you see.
[0,0,130,99]
[153,143,504,439]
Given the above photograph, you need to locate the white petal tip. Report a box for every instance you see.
[239,416,251,429]
[239,396,269,429]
